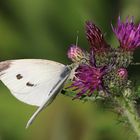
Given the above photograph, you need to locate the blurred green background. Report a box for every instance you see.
[0,0,140,140]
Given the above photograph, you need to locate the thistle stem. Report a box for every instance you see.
[116,96,140,139]
[62,89,140,139]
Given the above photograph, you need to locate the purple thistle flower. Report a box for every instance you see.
[67,45,85,62]
[112,17,140,51]
[86,21,109,52]
[70,64,106,98]
[67,17,134,99]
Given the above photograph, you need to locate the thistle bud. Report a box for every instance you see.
[67,45,85,62]
[117,68,128,79]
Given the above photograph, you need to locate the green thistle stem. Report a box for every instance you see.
[62,89,140,139]
[116,96,140,139]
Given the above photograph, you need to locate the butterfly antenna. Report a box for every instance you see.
[76,30,79,47]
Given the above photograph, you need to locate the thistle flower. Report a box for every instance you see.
[70,64,106,98]
[67,45,85,62]
[86,21,114,66]
[85,21,109,52]
[65,17,140,139]
[113,17,140,51]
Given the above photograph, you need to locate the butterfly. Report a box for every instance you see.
[0,59,72,128]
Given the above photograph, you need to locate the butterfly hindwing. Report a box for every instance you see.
[26,67,70,128]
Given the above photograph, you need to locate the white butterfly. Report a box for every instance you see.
[0,59,72,128]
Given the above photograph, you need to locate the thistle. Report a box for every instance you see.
[69,64,107,98]
[113,17,140,51]
[86,21,109,52]
[63,16,140,139]
[86,21,115,66]
[112,17,140,67]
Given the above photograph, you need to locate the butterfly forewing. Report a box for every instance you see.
[0,59,69,106]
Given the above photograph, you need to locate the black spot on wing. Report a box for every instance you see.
[16,74,23,79]
[26,82,35,87]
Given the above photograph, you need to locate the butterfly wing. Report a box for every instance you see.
[26,69,70,128]
[0,59,70,106]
